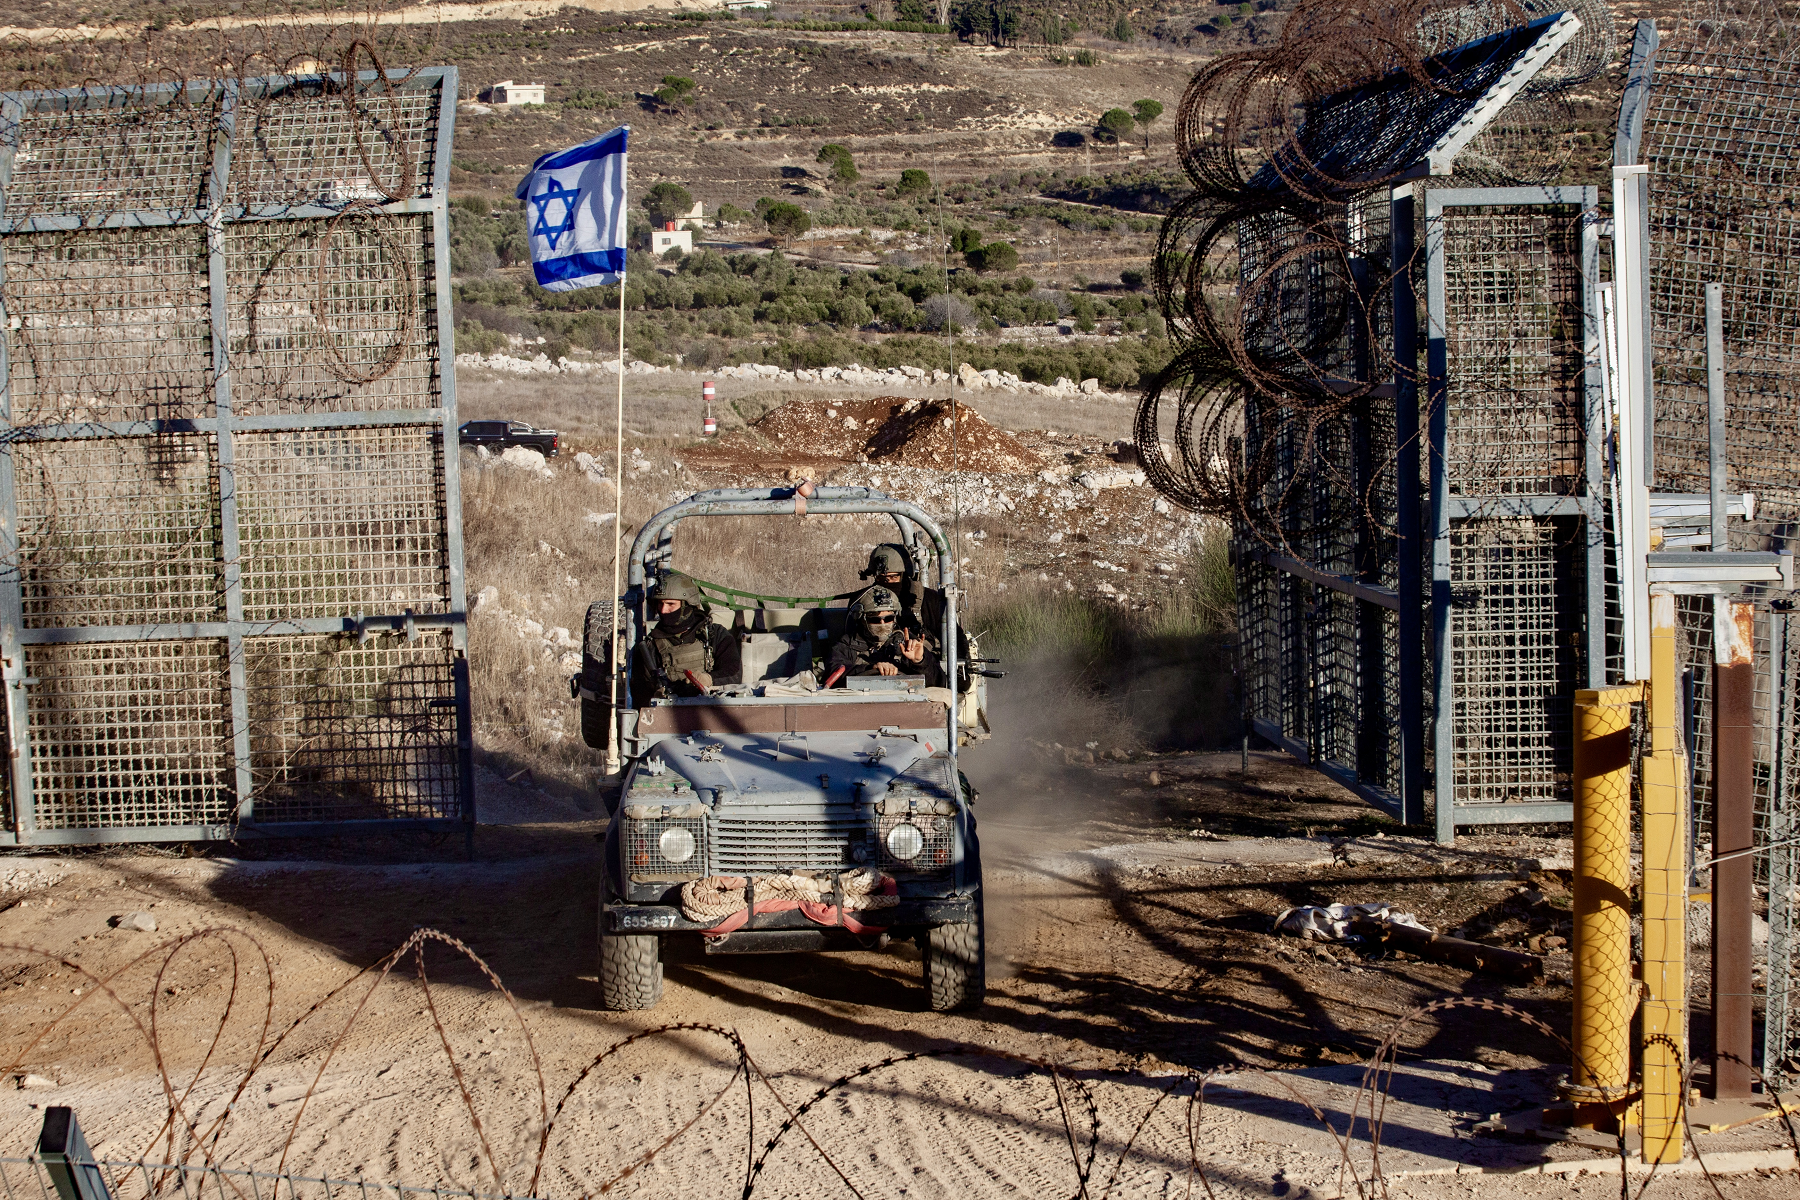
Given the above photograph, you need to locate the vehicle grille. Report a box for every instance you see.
[713,816,874,874]
[624,816,706,876]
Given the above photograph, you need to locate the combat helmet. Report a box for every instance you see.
[860,542,913,580]
[651,571,703,604]
[848,585,902,626]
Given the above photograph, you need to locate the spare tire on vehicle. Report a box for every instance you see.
[580,600,616,749]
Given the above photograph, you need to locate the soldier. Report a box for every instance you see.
[838,542,968,665]
[827,586,944,687]
[630,572,741,705]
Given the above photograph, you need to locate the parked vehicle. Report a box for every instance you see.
[458,419,560,456]
[575,486,996,1012]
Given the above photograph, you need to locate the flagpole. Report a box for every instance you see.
[606,265,626,775]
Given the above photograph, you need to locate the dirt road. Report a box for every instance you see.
[9,751,1789,1199]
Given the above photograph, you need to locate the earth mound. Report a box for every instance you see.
[751,396,1042,475]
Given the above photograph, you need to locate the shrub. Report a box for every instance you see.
[654,75,697,106]
[1110,16,1133,40]
[1074,48,1098,66]
[1120,268,1147,290]
[968,240,1019,273]
[455,319,508,355]
[896,167,931,195]
[816,142,860,185]
[715,203,751,226]
[562,87,620,110]
[921,293,978,331]
[950,227,983,256]
[763,201,812,242]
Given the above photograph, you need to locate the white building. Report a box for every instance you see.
[651,228,694,256]
[488,80,546,107]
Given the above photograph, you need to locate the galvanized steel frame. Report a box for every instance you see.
[1423,185,1605,842]
[0,68,472,845]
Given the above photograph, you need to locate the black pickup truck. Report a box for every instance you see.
[459,420,560,456]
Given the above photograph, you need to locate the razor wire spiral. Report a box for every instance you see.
[2,925,1793,1200]
[1135,0,1613,559]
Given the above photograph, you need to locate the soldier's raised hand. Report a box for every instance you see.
[898,633,925,664]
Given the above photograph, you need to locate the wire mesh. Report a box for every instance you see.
[229,80,439,208]
[0,67,463,842]
[1446,518,1583,804]
[14,437,222,629]
[1767,607,1799,1091]
[1642,29,1800,528]
[244,632,460,823]
[23,640,234,830]
[2,226,214,427]
[6,92,219,217]
[225,213,437,416]
[235,426,448,622]
[623,813,708,876]
[1438,206,1587,497]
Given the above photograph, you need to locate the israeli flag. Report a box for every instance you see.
[515,126,629,291]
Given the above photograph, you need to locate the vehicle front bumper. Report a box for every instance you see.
[604,893,977,933]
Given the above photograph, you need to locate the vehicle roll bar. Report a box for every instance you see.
[622,486,962,749]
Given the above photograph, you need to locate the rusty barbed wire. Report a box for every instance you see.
[5,927,1795,1200]
[1136,0,1613,560]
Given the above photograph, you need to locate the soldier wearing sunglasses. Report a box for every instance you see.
[826,586,943,687]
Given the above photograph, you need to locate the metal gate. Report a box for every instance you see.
[1422,187,1605,841]
[0,67,471,844]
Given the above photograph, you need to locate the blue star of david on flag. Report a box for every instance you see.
[529,178,581,251]
[514,126,628,291]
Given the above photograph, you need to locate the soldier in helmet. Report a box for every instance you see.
[837,542,968,665]
[630,571,742,705]
[827,586,943,687]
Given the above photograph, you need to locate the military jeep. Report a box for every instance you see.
[575,486,993,1012]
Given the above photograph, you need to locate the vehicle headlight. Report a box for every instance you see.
[885,822,925,861]
[659,826,697,863]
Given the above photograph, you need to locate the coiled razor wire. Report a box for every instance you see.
[4,925,1796,1200]
[1136,0,1613,560]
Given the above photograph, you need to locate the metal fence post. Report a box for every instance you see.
[1570,684,1640,1128]
[1711,598,1756,1098]
[36,1108,113,1200]
[1641,590,1689,1164]
[1391,182,1426,829]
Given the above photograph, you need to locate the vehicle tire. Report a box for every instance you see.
[581,601,615,750]
[598,928,663,1010]
[923,896,986,1012]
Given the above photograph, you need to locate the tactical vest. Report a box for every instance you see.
[653,631,714,687]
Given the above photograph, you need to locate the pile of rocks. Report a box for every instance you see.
[454,352,675,376]
[470,584,583,674]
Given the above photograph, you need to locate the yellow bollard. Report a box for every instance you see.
[1641,591,1688,1164]
[1570,684,1640,1125]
